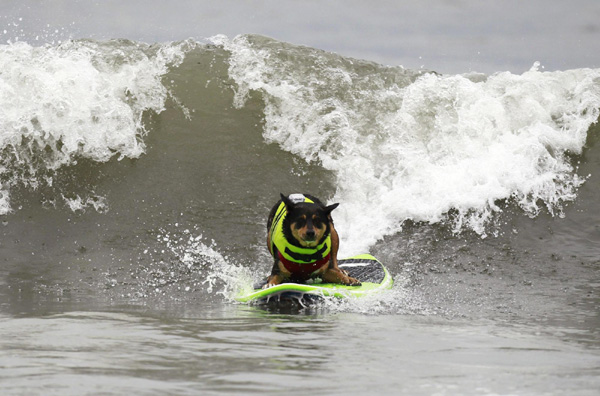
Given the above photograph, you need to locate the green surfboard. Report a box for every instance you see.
[235,254,393,303]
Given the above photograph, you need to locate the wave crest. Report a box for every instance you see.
[0,39,189,214]
[216,34,600,253]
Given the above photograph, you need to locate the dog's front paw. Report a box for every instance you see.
[345,276,361,287]
[263,275,282,289]
[323,268,361,286]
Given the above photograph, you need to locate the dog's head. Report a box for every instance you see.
[281,193,339,247]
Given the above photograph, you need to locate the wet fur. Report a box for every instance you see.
[264,193,361,288]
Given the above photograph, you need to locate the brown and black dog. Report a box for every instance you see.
[264,193,361,288]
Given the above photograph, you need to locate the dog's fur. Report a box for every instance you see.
[264,193,361,288]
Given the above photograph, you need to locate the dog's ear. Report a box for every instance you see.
[280,193,295,210]
[324,203,339,215]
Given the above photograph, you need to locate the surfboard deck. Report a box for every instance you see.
[235,254,393,303]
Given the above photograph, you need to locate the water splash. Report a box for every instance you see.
[158,228,255,301]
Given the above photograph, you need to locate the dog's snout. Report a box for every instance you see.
[305,229,316,239]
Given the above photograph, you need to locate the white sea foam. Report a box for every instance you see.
[62,194,108,213]
[217,35,600,255]
[0,39,189,214]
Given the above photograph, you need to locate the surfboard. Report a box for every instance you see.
[235,254,393,303]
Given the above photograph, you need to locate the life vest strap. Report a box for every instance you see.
[283,243,328,263]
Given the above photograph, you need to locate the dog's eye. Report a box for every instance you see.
[312,215,323,228]
[294,216,306,228]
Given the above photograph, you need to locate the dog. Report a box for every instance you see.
[264,193,361,288]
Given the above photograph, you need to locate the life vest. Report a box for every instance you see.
[269,195,331,276]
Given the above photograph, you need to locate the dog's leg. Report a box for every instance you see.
[264,259,291,288]
[265,273,284,288]
[264,258,281,288]
[323,224,361,286]
[322,267,360,285]
[329,223,341,269]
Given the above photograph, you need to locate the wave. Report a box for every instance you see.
[0,39,190,214]
[214,34,600,254]
[1,35,599,260]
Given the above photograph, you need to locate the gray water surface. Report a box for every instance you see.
[1,2,600,395]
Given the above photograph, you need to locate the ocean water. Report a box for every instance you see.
[1,2,600,395]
